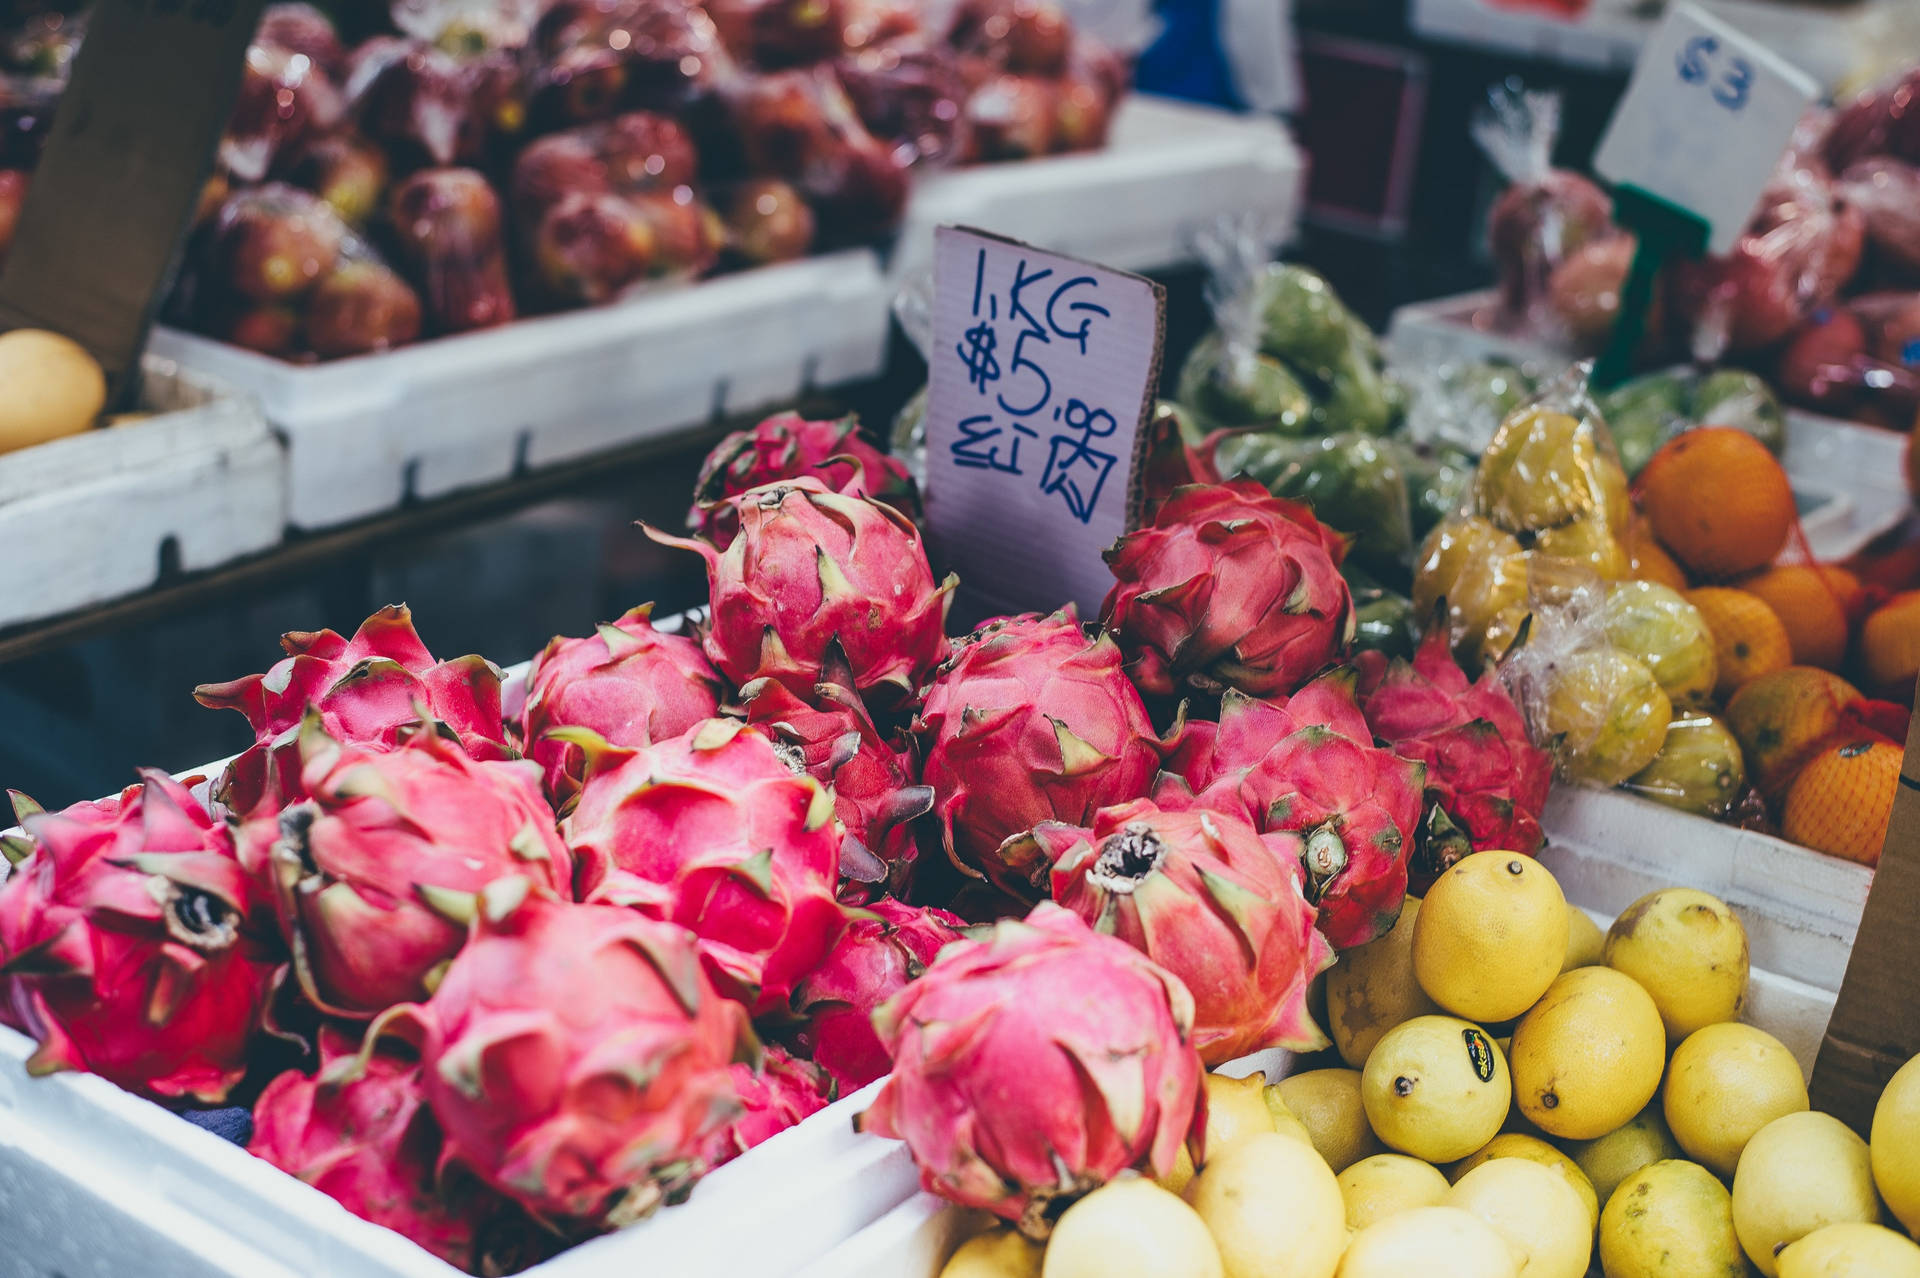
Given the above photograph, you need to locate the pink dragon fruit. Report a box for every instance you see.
[700,1043,835,1169]
[857,903,1205,1238]
[1026,797,1332,1065]
[1100,480,1356,699]
[250,1029,509,1269]
[788,897,966,1091]
[561,718,853,1017]
[689,411,922,548]
[195,604,508,816]
[646,479,953,706]
[916,609,1164,899]
[740,677,934,900]
[515,604,724,807]
[0,773,280,1104]
[1155,671,1426,950]
[253,718,574,1018]
[1356,620,1551,887]
[364,890,755,1225]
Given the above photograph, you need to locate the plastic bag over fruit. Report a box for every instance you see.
[1599,367,1785,480]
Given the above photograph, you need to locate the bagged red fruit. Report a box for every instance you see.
[386,168,517,334]
[1837,156,1920,274]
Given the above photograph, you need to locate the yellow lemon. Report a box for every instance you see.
[1447,1133,1598,1229]
[1598,1159,1744,1278]
[941,1227,1045,1278]
[1184,1132,1345,1278]
[0,328,107,455]
[1413,851,1568,1024]
[1044,1177,1222,1278]
[1663,1022,1807,1179]
[1563,908,1606,972]
[1326,896,1439,1069]
[1361,1015,1510,1163]
[1336,1206,1520,1278]
[1732,1111,1883,1277]
[1338,1154,1451,1232]
[1205,1073,1285,1156]
[1509,967,1665,1140]
[1604,889,1749,1041]
[1566,1104,1684,1211]
[1446,1158,1592,1278]
[1778,1222,1920,1277]
[1273,1069,1381,1173]
[1871,1053,1920,1234]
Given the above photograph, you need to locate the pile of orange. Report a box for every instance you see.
[1624,428,1916,865]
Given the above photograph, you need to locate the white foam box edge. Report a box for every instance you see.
[890,96,1305,286]
[146,250,893,531]
[0,357,285,631]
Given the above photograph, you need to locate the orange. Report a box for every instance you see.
[1725,667,1864,801]
[1686,587,1792,701]
[1861,591,1920,696]
[1637,428,1795,579]
[1781,738,1903,865]
[1737,564,1861,671]
[1622,515,1690,592]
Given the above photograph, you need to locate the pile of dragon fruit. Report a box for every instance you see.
[0,409,1551,1270]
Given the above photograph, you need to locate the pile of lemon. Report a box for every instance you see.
[942,851,1920,1278]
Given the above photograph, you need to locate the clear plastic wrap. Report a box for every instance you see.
[719,64,910,241]
[1837,156,1920,275]
[1213,431,1412,575]
[528,0,727,128]
[1473,83,1618,333]
[222,38,345,183]
[1618,709,1746,818]
[385,167,516,334]
[176,183,424,361]
[1600,367,1785,480]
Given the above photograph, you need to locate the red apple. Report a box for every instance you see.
[305,261,424,357]
[225,304,303,357]
[0,169,27,265]
[835,43,967,165]
[344,37,471,168]
[1839,157,1920,275]
[285,134,389,228]
[388,168,505,255]
[1774,307,1869,412]
[208,184,345,304]
[963,74,1056,160]
[710,0,849,69]
[1548,234,1644,349]
[222,41,344,182]
[600,111,701,193]
[510,130,612,224]
[1487,170,1614,315]
[532,192,657,303]
[725,177,815,264]
[630,190,724,276]
[257,3,347,77]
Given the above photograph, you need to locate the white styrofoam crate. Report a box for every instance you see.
[1385,287,1912,561]
[890,95,1305,285]
[1407,0,1891,90]
[146,250,893,531]
[0,357,284,631]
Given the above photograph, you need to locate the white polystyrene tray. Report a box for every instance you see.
[1385,287,1912,562]
[889,95,1305,285]
[1407,0,1890,90]
[0,357,284,631]
[146,250,893,531]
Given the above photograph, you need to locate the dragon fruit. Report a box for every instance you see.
[365,889,755,1225]
[254,718,574,1018]
[740,677,934,900]
[646,479,954,706]
[1101,480,1356,699]
[561,718,853,1017]
[1356,620,1551,885]
[1027,798,1332,1065]
[0,773,280,1104]
[689,411,922,548]
[857,903,1205,1238]
[916,610,1164,899]
[515,604,724,807]
[788,897,966,1091]
[700,1043,835,1169]
[1155,671,1426,949]
[250,1029,508,1269]
[196,604,508,816]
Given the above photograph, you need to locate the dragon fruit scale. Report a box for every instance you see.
[0,773,280,1104]
[689,411,922,548]
[196,604,509,816]
[787,897,965,1092]
[699,1043,835,1170]
[1101,479,1356,700]
[857,903,1205,1239]
[741,677,934,900]
[916,609,1164,900]
[1155,671,1426,950]
[646,479,954,706]
[250,1029,509,1270]
[253,718,574,1019]
[515,604,724,808]
[363,890,756,1225]
[560,718,853,1018]
[1356,617,1551,887]
[1029,798,1333,1066]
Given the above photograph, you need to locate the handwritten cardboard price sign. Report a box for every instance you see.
[924,226,1165,619]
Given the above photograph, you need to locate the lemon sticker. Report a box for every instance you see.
[1463,1028,1496,1083]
